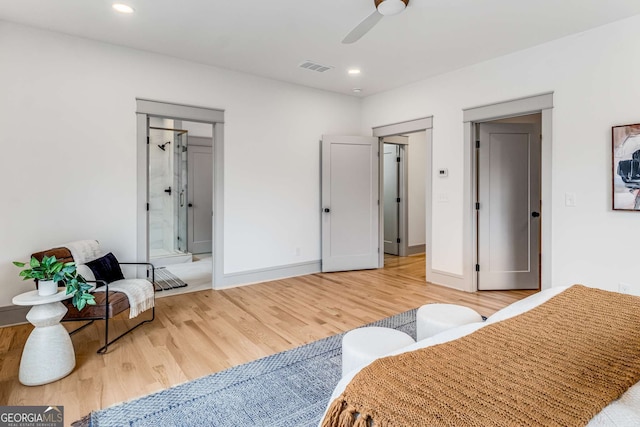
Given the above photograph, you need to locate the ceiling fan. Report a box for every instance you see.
[342,0,410,44]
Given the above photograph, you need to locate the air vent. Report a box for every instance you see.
[298,60,334,73]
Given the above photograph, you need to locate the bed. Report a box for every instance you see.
[321,286,640,426]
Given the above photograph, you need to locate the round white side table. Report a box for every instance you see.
[12,288,75,386]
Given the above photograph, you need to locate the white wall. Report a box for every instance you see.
[407,132,427,247]
[362,15,640,292]
[0,21,361,307]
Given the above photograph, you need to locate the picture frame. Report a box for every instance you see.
[612,123,640,211]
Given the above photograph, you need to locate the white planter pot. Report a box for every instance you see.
[38,280,58,296]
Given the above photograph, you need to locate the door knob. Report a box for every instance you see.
[188,203,193,207]
[531,212,540,218]
[324,208,330,213]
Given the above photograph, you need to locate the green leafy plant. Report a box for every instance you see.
[13,255,96,310]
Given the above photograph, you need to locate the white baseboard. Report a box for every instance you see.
[216,260,321,289]
[427,269,468,292]
[0,305,29,327]
[407,244,426,255]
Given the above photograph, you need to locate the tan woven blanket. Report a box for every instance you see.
[322,285,640,427]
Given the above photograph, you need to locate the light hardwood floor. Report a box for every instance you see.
[0,254,536,425]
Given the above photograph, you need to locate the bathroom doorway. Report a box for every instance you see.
[145,117,214,294]
[136,99,226,292]
[147,116,214,264]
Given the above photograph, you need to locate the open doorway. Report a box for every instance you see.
[147,119,190,265]
[146,117,214,294]
[372,118,433,279]
[136,99,225,294]
[382,131,428,265]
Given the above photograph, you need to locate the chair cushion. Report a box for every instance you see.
[85,252,125,285]
[63,291,129,319]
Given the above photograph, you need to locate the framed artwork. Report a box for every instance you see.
[613,123,640,210]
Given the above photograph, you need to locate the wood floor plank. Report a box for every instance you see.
[0,254,536,425]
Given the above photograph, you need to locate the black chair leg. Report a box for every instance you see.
[96,306,155,354]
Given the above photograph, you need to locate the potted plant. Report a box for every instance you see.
[14,255,96,310]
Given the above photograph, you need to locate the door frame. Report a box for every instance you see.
[136,99,225,287]
[372,117,433,275]
[462,92,553,292]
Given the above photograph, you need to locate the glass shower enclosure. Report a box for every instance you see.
[148,126,191,265]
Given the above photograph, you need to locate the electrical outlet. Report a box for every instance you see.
[565,192,576,207]
[619,282,640,296]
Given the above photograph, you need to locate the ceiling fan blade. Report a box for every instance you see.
[342,10,383,44]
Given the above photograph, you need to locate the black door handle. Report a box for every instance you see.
[324,208,330,213]
[188,203,193,207]
[532,212,540,218]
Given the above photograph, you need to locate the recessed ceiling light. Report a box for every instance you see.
[348,69,361,75]
[353,88,362,93]
[112,3,135,14]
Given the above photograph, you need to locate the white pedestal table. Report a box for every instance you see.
[12,289,75,386]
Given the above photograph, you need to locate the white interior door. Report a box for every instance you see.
[188,145,213,254]
[477,123,540,290]
[383,144,400,255]
[321,135,379,272]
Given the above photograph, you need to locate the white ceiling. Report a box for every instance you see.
[2,0,640,97]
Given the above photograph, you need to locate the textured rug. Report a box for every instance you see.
[153,267,188,291]
[80,309,417,427]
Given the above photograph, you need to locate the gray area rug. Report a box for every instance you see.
[84,309,417,427]
[153,267,188,291]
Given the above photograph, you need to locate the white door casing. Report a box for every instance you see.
[188,145,213,254]
[477,123,540,290]
[321,135,379,272]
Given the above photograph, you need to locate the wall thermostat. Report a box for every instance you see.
[438,168,448,177]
